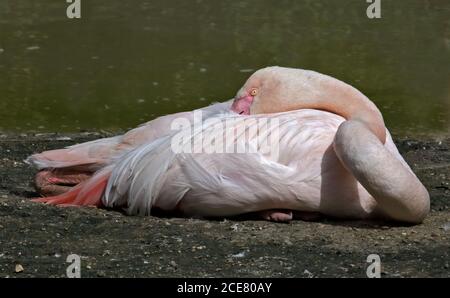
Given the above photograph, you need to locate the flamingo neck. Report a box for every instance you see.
[282,75,387,144]
[328,87,387,144]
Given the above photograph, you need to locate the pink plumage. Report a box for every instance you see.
[27,67,430,223]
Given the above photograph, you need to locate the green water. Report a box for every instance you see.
[0,0,449,136]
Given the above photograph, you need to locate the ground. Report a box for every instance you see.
[0,132,448,278]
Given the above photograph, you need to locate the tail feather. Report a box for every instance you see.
[32,169,111,207]
[27,150,104,170]
[25,136,122,170]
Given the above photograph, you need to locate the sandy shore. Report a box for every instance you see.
[0,132,448,277]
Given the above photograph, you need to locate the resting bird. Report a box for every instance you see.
[26,67,430,223]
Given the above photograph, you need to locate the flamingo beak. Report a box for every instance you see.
[231,94,254,115]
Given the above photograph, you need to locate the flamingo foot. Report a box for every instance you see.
[259,209,293,222]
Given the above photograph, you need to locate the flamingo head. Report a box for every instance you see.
[232,66,324,115]
[232,66,285,115]
[231,66,387,143]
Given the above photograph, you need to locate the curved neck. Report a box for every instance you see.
[320,82,387,144]
[282,72,387,144]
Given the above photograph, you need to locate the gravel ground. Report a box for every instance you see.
[0,133,449,278]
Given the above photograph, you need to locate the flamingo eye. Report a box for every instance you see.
[250,89,258,96]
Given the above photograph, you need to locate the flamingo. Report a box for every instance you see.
[26,67,430,223]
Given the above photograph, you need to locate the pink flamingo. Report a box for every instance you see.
[27,67,430,223]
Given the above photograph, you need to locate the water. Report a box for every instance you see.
[0,0,449,136]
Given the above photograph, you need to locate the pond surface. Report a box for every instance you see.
[0,0,449,136]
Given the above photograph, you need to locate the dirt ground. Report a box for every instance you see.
[0,132,448,278]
